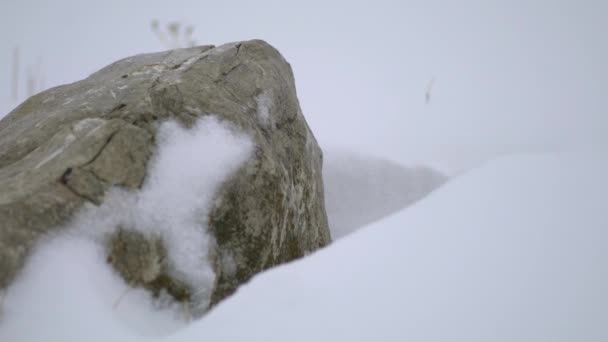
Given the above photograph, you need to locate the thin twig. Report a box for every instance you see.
[113,286,132,309]
[11,47,19,102]
[425,77,435,104]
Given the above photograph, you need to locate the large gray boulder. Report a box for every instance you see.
[0,40,331,311]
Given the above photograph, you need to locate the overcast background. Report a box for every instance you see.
[1,0,606,174]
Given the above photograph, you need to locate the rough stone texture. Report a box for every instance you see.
[107,228,191,302]
[0,40,331,309]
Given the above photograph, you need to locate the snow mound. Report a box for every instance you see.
[173,151,608,341]
[323,149,447,239]
[0,236,184,341]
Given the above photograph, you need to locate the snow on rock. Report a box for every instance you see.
[0,116,253,339]
[255,89,274,128]
[67,116,254,314]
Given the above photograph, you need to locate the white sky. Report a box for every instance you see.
[1,0,606,173]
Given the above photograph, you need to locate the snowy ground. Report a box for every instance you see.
[1,1,607,340]
[176,151,608,341]
[1,147,606,341]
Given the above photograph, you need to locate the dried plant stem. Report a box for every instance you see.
[11,47,19,102]
[113,286,132,309]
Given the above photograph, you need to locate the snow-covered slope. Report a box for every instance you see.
[165,151,607,341]
[2,150,605,341]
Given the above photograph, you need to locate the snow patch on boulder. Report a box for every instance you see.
[0,115,253,337]
[255,89,274,128]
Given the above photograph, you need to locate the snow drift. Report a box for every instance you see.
[2,150,606,341]
[173,151,608,341]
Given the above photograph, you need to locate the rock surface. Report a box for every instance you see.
[0,40,331,310]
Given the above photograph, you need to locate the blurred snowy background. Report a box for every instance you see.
[2,0,606,174]
[1,1,607,341]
